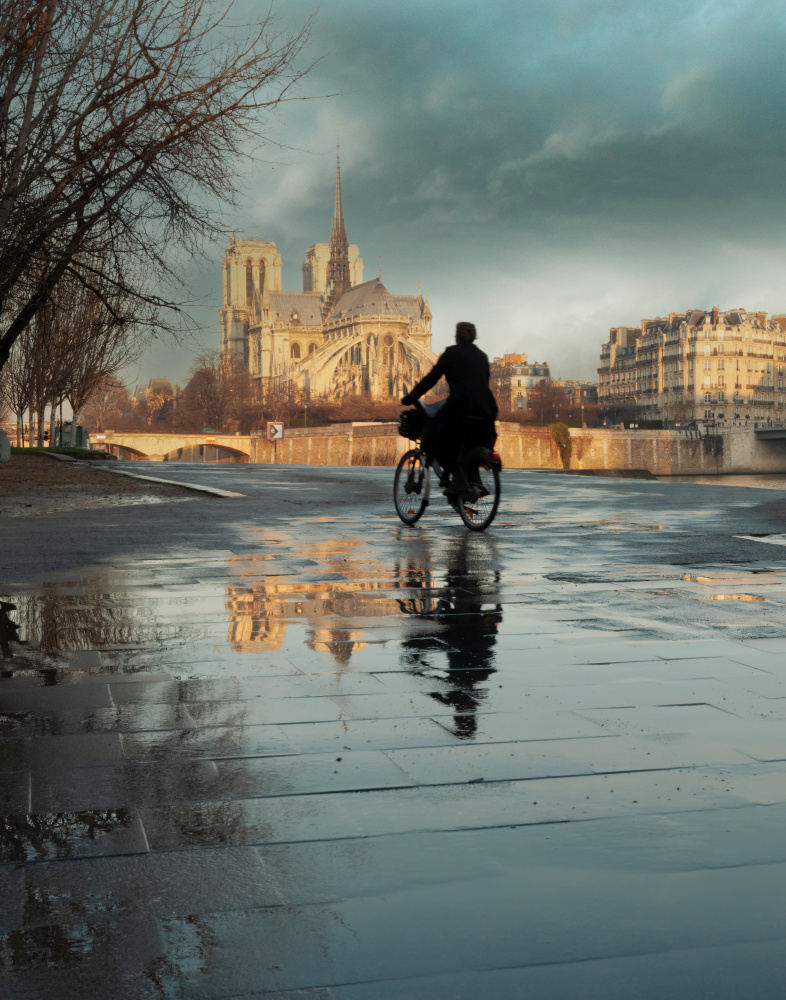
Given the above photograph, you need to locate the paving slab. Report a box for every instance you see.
[3,466,786,996]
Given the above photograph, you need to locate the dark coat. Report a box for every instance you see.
[407,342,497,417]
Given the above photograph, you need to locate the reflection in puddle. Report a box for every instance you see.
[0,920,100,970]
[0,601,25,659]
[701,594,768,602]
[0,809,136,863]
[398,535,502,740]
[225,536,400,662]
[3,587,188,654]
[224,579,391,659]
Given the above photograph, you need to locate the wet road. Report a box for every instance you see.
[3,464,786,997]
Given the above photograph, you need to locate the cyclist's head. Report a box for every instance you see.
[455,322,476,343]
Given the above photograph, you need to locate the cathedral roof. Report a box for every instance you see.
[327,278,409,322]
[392,294,427,326]
[269,291,323,325]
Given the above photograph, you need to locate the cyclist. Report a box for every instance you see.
[401,321,498,489]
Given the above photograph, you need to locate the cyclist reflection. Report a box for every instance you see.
[396,535,501,740]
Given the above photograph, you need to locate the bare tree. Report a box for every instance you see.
[80,374,130,429]
[0,0,316,373]
[0,325,34,445]
[52,268,144,443]
[145,384,174,426]
[528,382,570,425]
[181,349,240,431]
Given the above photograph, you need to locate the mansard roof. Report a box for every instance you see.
[327,278,406,321]
[269,291,323,325]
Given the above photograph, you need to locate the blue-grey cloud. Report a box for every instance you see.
[138,0,786,384]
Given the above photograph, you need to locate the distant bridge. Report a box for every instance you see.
[101,431,251,462]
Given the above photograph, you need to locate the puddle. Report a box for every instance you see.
[701,594,769,602]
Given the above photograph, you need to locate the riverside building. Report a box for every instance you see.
[490,354,551,410]
[597,308,786,426]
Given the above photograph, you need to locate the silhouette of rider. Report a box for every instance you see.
[401,321,497,485]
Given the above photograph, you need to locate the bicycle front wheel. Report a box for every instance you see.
[394,449,429,524]
[457,448,500,531]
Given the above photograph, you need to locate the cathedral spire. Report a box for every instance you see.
[323,148,352,318]
[331,147,347,246]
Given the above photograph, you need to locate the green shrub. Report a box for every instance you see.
[550,422,572,468]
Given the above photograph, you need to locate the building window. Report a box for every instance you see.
[308,342,317,355]
[718,392,725,402]
[704,359,711,369]
[704,393,711,402]
[246,259,254,305]
[290,342,301,359]
[704,409,712,418]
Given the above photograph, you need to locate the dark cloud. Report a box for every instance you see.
[138,0,786,383]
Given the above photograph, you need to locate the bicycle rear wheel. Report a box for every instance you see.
[457,447,500,531]
[394,449,429,524]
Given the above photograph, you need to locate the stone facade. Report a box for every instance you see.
[219,155,436,399]
[598,309,786,426]
[490,353,551,410]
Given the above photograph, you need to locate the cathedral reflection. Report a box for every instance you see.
[397,535,502,740]
[224,538,397,664]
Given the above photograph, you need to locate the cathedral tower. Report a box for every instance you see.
[322,150,352,317]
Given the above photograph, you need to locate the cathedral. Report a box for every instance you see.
[219,155,436,399]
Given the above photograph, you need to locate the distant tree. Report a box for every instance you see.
[180,350,246,432]
[81,375,131,430]
[0,326,33,445]
[145,385,174,427]
[528,382,570,425]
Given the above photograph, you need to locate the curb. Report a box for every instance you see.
[87,464,246,498]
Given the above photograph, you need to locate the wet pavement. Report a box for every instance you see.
[3,464,786,996]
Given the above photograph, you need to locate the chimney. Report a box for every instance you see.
[712,306,719,326]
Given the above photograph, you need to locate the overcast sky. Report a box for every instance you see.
[136,0,786,388]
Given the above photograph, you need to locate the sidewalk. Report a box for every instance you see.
[2,466,786,998]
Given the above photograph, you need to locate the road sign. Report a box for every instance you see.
[267,422,284,441]
[205,434,216,443]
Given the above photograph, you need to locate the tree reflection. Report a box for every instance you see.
[397,535,502,740]
[0,601,25,659]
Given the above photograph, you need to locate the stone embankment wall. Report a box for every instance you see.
[251,423,407,466]
[250,423,786,475]
[568,428,786,476]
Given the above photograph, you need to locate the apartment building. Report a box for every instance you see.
[598,309,786,425]
[490,353,551,410]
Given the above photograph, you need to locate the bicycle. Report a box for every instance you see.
[394,399,502,531]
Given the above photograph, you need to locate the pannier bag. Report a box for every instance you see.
[398,407,424,441]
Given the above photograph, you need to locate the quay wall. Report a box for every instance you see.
[251,423,786,476]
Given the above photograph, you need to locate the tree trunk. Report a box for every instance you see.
[70,410,78,447]
[16,413,22,447]
[37,404,45,447]
[48,396,57,449]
